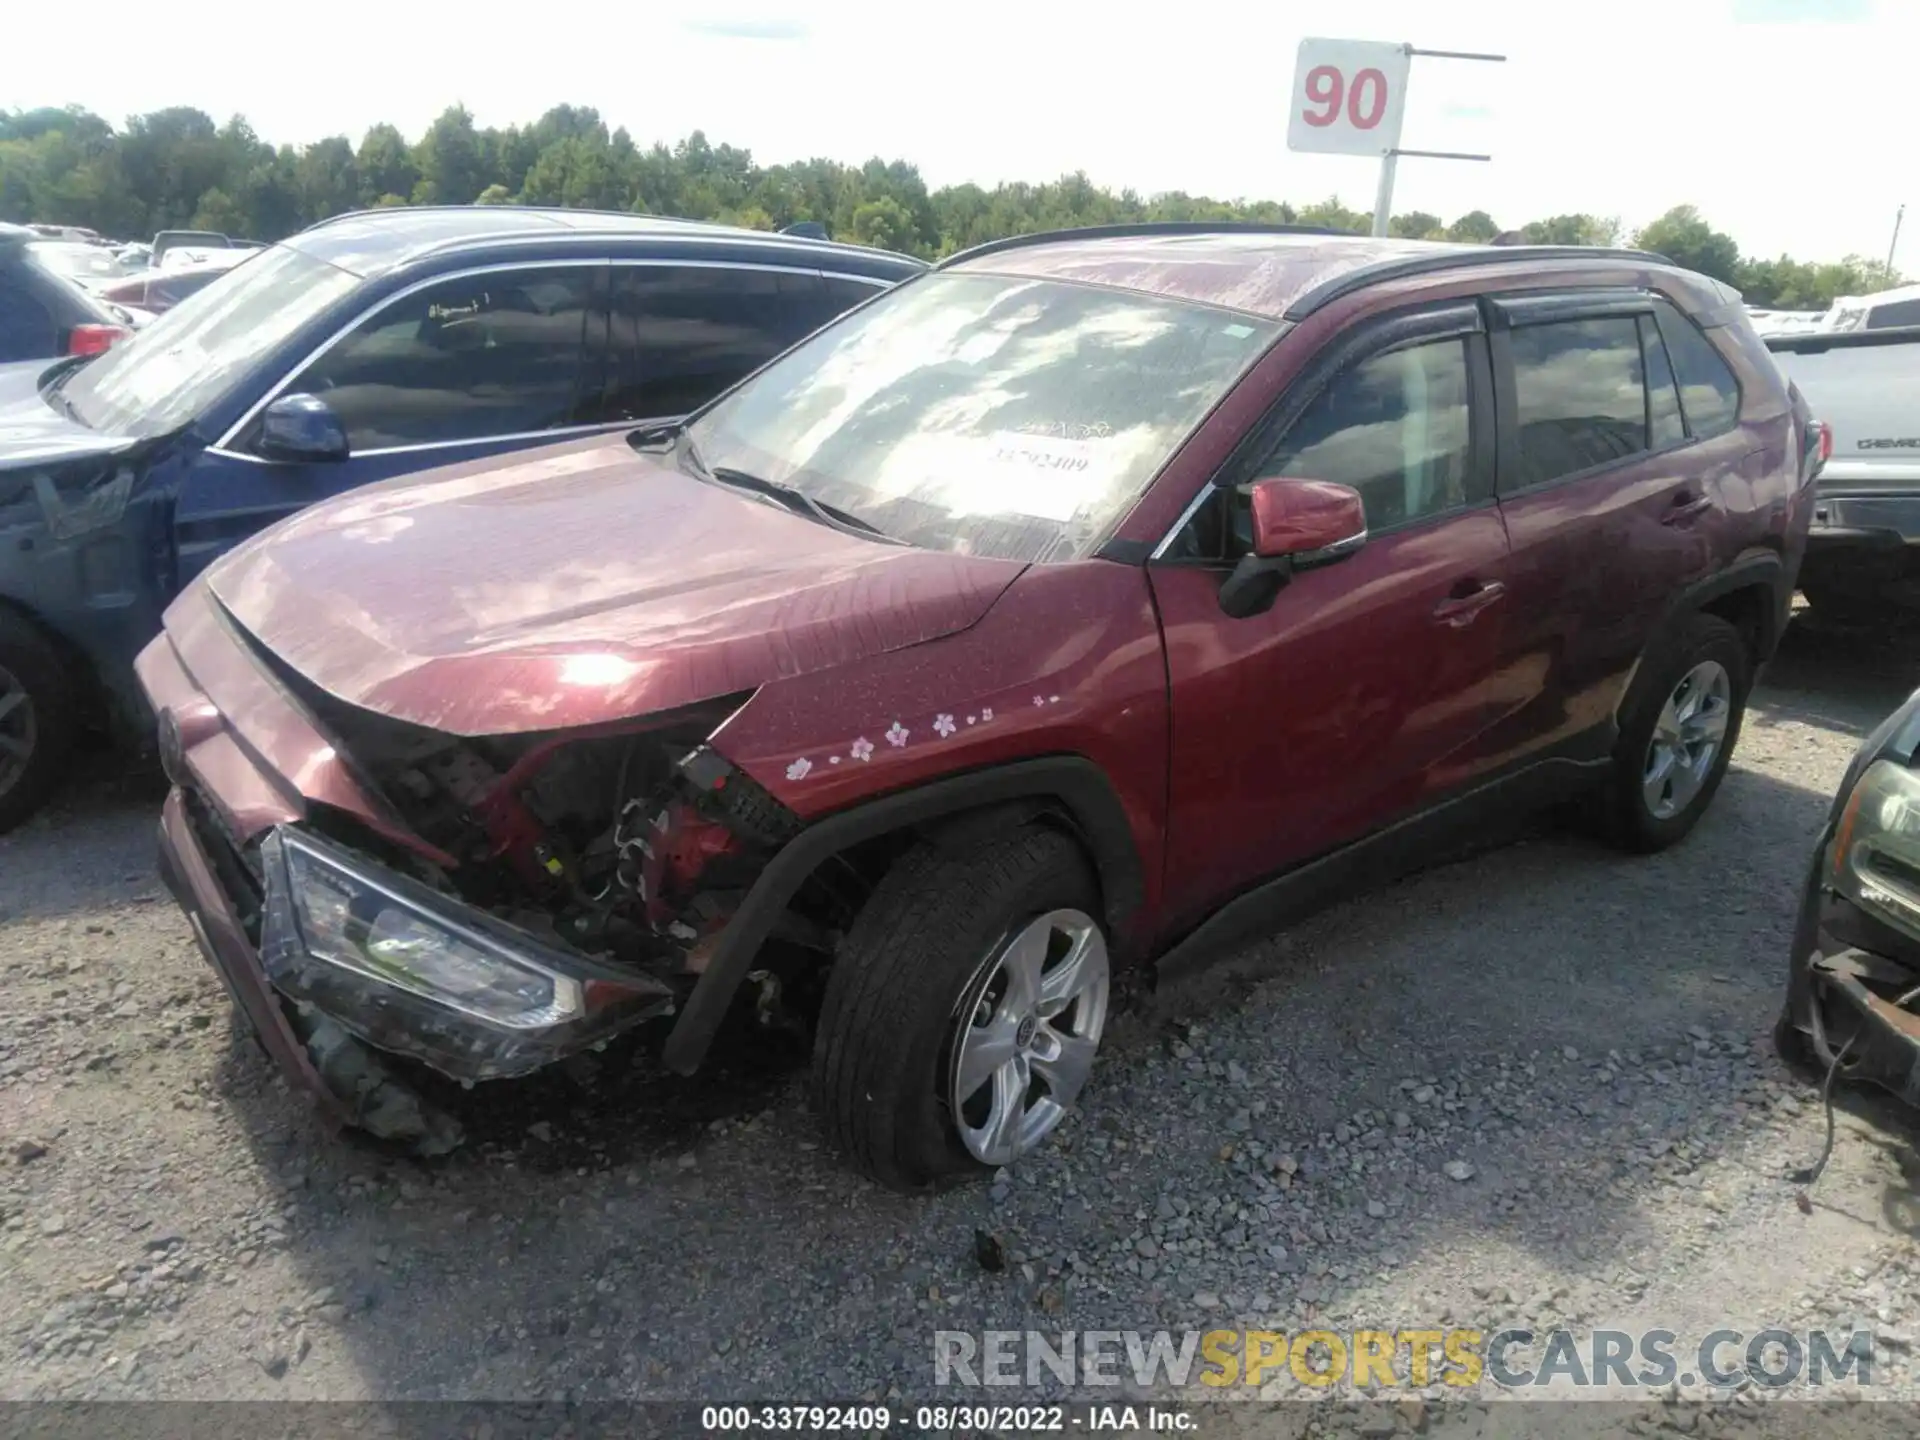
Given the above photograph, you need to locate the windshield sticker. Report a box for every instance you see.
[987,430,1096,475]
[1223,322,1256,338]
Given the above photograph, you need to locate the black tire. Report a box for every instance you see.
[811,825,1103,1192]
[1601,611,1750,853]
[0,609,77,835]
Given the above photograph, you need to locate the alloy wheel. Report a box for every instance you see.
[1642,659,1731,820]
[0,664,35,800]
[949,908,1109,1167]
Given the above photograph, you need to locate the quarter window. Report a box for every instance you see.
[279,267,595,451]
[1508,317,1649,487]
[1652,299,1740,438]
[585,266,850,424]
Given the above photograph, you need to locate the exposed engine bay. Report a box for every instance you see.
[282,679,863,1012]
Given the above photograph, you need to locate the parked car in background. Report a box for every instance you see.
[0,205,924,831]
[27,224,104,244]
[1766,326,1920,620]
[136,224,1817,1183]
[0,223,138,363]
[22,239,135,292]
[96,249,254,315]
[1819,282,1920,334]
[150,230,253,268]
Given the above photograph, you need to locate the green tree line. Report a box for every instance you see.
[0,103,1900,310]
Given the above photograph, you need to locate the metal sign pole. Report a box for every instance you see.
[1370,46,1506,238]
[1371,153,1400,238]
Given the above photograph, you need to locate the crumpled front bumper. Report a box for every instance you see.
[157,789,676,1100]
[154,788,350,1130]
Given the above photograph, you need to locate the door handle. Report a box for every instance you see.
[1662,490,1713,525]
[1431,579,1507,628]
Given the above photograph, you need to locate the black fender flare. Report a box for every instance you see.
[659,755,1147,1075]
[1614,549,1788,725]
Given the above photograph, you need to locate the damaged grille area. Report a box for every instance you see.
[209,605,808,989]
[182,784,263,944]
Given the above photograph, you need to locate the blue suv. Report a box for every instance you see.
[0,206,923,829]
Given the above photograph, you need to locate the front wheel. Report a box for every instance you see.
[1602,612,1750,853]
[0,612,77,835]
[811,826,1109,1191]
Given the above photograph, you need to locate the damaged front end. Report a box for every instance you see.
[1785,718,1920,1099]
[148,619,849,1152]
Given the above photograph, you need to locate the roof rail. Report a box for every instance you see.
[1283,244,1679,321]
[937,221,1355,270]
[296,205,729,235]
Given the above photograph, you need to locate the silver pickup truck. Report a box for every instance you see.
[1767,325,1920,620]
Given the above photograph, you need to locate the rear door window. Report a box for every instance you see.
[1507,317,1649,488]
[278,266,597,452]
[584,265,838,424]
[1651,299,1741,438]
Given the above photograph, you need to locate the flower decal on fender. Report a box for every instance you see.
[782,701,1023,782]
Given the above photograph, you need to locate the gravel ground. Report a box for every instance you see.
[5,615,1920,1428]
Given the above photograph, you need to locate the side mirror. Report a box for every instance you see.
[258,393,348,464]
[1219,478,1367,619]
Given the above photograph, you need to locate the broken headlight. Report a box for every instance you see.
[1831,759,1920,942]
[263,827,584,1029]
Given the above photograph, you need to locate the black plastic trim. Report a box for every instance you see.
[1283,246,1677,323]
[1486,287,1659,325]
[1154,736,1615,980]
[1657,550,1790,667]
[659,755,1147,1074]
[937,223,1352,271]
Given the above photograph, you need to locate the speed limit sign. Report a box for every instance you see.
[1286,38,1411,157]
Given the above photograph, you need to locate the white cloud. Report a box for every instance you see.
[1,0,1906,263]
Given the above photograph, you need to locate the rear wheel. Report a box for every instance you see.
[0,612,76,834]
[811,826,1109,1191]
[1602,612,1749,853]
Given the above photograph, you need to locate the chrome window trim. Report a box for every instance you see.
[202,415,666,466]
[214,256,883,454]
[1149,483,1230,561]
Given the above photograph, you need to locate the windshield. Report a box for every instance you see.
[61,244,362,436]
[686,272,1279,563]
[28,242,131,285]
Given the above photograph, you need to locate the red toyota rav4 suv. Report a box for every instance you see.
[137,225,1819,1189]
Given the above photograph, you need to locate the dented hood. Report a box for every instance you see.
[203,432,1026,736]
[0,359,142,468]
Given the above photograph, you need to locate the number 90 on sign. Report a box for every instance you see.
[1286,37,1411,158]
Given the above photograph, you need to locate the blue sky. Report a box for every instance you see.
[2,0,1907,266]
